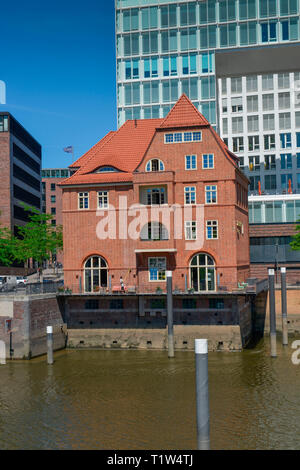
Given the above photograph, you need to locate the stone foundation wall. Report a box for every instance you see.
[67,325,243,352]
[0,294,66,359]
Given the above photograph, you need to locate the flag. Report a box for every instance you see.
[63,146,73,154]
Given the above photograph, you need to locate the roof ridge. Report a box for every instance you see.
[159,94,209,129]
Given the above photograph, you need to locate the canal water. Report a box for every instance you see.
[0,338,300,450]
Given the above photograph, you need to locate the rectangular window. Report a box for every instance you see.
[184,186,196,205]
[174,133,183,143]
[185,155,197,170]
[202,154,214,169]
[262,94,274,111]
[149,257,166,282]
[265,174,277,190]
[231,77,242,94]
[185,221,197,240]
[263,114,275,131]
[264,155,276,171]
[248,115,259,132]
[247,95,258,113]
[278,73,290,89]
[98,191,109,209]
[281,174,293,190]
[279,113,291,130]
[165,132,202,143]
[280,133,292,148]
[262,74,274,91]
[232,96,243,113]
[182,298,197,309]
[278,92,290,110]
[246,75,258,92]
[250,176,260,191]
[78,192,89,210]
[248,135,259,151]
[249,156,260,171]
[280,154,293,170]
[264,134,276,150]
[205,185,217,204]
[206,220,218,239]
[110,299,124,310]
[147,188,165,205]
[233,137,244,153]
[51,195,56,203]
[232,117,243,134]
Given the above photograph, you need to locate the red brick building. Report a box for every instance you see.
[42,168,71,266]
[61,95,250,294]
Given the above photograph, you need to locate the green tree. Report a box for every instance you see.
[290,220,300,251]
[13,205,63,271]
[0,225,15,267]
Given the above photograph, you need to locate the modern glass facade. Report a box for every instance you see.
[116,0,300,193]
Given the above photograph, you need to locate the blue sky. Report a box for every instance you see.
[0,0,116,168]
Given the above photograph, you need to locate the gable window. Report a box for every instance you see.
[146,159,164,172]
[98,191,109,209]
[205,185,217,204]
[202,154,214,169]
[164,131,202,143]
[149,257,166,282]
[184,186,196,205]
[78,192,89,210]
[185,221,197,240]
[185,155,197,170]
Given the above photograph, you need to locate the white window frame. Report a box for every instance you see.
[185,155,197,170]
[164,131,202,144]
[205,185,217,204]
[206,220,218,240]
[185,221,197,240]
[202,154,214,169]
[78,192,89,210]
[148,257,166,282]
[98,191,109,209]
[184,186,196,205]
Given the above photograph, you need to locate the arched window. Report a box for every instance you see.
[84,256,108,293]
[146,159,165,172]
[140,222,169,240]
[190,254,216,292]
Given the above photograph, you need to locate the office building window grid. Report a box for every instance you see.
[218,71,300,193]
[116,0,300,127]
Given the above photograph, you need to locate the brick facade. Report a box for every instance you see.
[42,177,65,265]
[61,96,250,294]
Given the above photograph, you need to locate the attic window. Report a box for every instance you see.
[95,166,119,173]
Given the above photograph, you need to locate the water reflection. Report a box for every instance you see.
[0,340,299,450]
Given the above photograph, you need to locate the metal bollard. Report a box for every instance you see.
[167,271,174,358]
[195,339,210,450]
[47,326,54,365]
[281,267,288,346]
[268,269,277,358]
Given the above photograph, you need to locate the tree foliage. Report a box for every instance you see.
[290,221,300,251]
[0,205,63,267]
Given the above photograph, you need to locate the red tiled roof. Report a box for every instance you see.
[62,95,238,187]
[159,94,209,129]
[69,131,115,169]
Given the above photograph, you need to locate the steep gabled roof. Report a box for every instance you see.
[159,94,209,129]
[61,95,239,187]
[69,131,116,169]
[62,119,162,186]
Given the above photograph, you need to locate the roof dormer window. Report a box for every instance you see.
[95,166,119,173]
[146,159,165,172]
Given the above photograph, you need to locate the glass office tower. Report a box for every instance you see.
[115,0,300,194]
